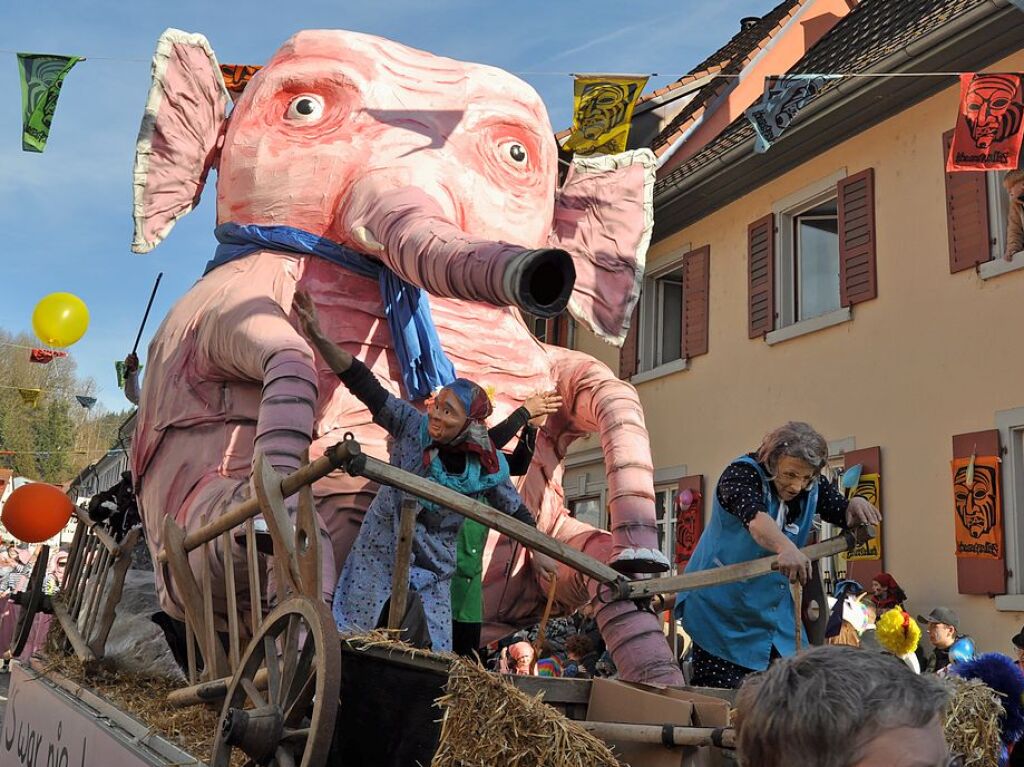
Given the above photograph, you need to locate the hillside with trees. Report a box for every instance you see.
[0,330,132,484]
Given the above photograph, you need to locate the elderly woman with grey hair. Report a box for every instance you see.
[734,645,953,767]
[675,422,881,688]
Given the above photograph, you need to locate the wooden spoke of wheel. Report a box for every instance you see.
[210,596,340,767]
[9,546,49,659]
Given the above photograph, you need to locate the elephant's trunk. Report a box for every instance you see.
[343,186,574,318]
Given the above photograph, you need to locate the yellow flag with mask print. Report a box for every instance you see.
[564,74,648,155]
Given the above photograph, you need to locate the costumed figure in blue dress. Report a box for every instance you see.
[675,421,881,688]
[294,291,537,652]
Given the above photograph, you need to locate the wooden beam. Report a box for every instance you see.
[350,455,627,594]
[581,721,736,749]
[51,599,96,663]
[163,440,361,559]
[387,501,417,632]
[626,526,875,599]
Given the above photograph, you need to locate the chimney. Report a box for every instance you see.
[740,16,760,31]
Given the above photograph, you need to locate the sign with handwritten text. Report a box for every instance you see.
[0,663,172,767]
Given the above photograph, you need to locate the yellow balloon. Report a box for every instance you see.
[31,292,90,348]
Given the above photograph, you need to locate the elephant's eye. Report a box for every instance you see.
[505,142,528,164]
[285,95,324,121]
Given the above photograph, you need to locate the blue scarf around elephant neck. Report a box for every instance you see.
[207,222,456,400]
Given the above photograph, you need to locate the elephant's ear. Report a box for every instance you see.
[549,149,656,346]
[131,29,230,254]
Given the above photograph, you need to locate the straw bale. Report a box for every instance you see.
[943,677,1004,767]
[432,657,621,767]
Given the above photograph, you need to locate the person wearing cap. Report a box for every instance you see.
[1012,624,1024,672]
[675,422,881,688]
[918,607,975,672]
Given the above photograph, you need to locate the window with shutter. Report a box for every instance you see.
[944,130,992,273]
[682,246,710,359]
[838,169,877,306]
[748,214,775,338]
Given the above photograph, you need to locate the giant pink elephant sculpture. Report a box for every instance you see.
[130,28,682,685]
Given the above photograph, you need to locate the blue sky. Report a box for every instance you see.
[0,0,776,411]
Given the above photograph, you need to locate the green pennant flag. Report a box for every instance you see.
[115,360,142,389]
[17,53,83,153]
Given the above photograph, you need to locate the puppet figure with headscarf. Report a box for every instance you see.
[294,291,537,652]
[868,572,907,611]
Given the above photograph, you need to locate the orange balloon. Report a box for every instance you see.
[2,483,74,543]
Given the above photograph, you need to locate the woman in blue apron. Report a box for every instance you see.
[675,422,880,688]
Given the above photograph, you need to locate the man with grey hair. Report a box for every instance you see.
[676,421,881,687]
[734,645,954,767]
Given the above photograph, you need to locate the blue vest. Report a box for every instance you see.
[675,455,819,671]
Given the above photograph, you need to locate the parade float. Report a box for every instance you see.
[0,27,876,767]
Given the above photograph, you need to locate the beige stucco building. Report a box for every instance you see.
[562,0,1024,652]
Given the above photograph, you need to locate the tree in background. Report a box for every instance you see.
[0,329,132,483]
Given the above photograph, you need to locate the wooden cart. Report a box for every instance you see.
[26,434,870,767]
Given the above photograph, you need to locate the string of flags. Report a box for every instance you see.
[0,384,97,409]
[14,52,261,152]
[10,0,1024,160]
[741,70,1024,172]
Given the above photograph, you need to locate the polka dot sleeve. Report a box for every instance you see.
[816,475,850,527]
[716,461,769,528]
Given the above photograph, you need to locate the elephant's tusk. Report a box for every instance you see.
[352,225,385,253]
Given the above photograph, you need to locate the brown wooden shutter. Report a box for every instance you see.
[618,301,640,379]
[555,313,571,349]
[543,314,570,348]
[944,130,991,273]
[682,245,710,359]
[842,447,882,587]
[951,429,1006,595]
[748,214,775,339]
[838,168,877,306]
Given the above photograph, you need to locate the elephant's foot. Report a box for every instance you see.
[610,546,670,574]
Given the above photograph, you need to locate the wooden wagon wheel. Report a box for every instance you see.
[8,545,50,659]
[210,596,340,767]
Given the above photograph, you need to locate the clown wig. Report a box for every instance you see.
[875,608,921,658]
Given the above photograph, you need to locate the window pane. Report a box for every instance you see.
[531,316,547,342]
[570,497,602,529]
[657,271,683,365]
[796,202,840,321]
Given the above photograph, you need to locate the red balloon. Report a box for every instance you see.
[2,483,74,543]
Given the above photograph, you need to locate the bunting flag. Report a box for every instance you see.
[220,64,262,100]
[17,53,83,152]
[28,348,68,364]
[563,73,648,155]
[74,395,96,409]
[17,388,41,407]
[745,75,839,154]
[947,73,1024,171]
[115,360,142,389]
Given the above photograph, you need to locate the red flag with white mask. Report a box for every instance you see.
[947,73,1024,171]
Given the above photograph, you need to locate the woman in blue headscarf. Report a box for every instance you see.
[294,291,537,652]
